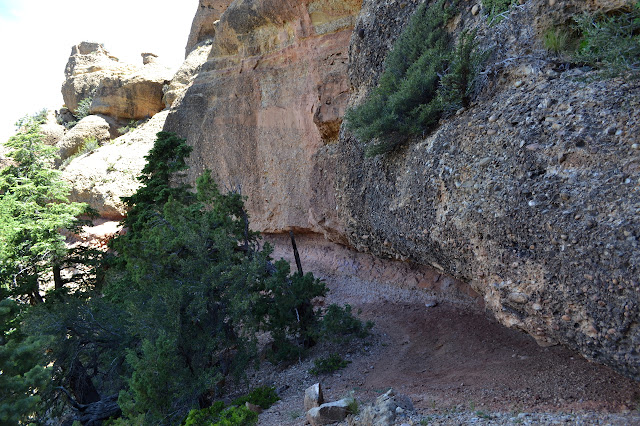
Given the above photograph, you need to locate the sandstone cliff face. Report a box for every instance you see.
[336,0,640,380]
[165,0,361,240]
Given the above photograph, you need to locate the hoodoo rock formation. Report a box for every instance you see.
[159,0,640,382]
[62,41,173,120]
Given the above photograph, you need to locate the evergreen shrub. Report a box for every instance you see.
[344,0,486,156]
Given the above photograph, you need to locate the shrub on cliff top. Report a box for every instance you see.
[344,0,486,157]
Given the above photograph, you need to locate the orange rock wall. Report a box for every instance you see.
[165,0,361,241]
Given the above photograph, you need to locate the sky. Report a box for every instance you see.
[0,0,197,143]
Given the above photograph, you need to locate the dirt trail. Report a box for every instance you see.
[257,235,640,424]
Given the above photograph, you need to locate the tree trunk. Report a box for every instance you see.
[53,264,63,290]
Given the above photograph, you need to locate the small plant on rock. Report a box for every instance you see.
[344,0,487,157]
[482,0,517,24]
[573,2,640,73]
[74,97,93,121]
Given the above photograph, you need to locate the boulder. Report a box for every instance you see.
[89,63,173,120]
[304,383,324,411]
[39,110,66,146]
[56,115,112,161]
[357,389,413,426]
[306,398,350,426]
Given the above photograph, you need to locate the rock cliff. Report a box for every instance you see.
[165,0,361,240]
[160,0,640,381]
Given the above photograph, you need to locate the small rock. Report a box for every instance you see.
[514,80,524,88]
[508,292,529,304]
[632,144,639,150]
[245,402,263,414]
[304,383,324,411]
[487,129,497,136]
[471,4,480,15]
[478,157,492,167]
[488,115,498,123]
[549,0,556,5]
[425,301,438,308]
[307,399,350,426]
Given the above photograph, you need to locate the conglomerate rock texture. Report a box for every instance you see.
[158,0,640,380]
[336,0,640,380]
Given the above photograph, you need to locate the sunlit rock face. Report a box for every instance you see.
[165,0,362,240]
[61,41,172,121]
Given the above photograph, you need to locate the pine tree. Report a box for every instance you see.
[0,117,91,302]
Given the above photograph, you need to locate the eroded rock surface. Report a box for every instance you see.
[185,0,234,56]
[164,0,362,239]
[336,0,640,380]
[62,41,172,120]
[56,115,113,161]
[63,111,169,218]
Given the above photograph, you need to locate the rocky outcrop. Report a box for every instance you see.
[185,0,234,56]
[164,0,362,240]
[336,0,640,380]
[61,42,126,113]
[62,42,172,120]
[56,115,113,161]
[63,111,169,218]
[163,40,214,108]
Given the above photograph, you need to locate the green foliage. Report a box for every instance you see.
[347,398,359,415]
[318,304,373,343]
[185,386,278,426]
[344,0,486,157]
[0,298,52,424]
[117,120,138,135]
[79,136,99,154]
[482,0,517,23]
[184,401,258,426]
[231,386,279,409]
[253,260,327,362]
[120,131,194,233]
[74,97,93,121]
[573,2,640,73]
[107,132,325,423]
[309,353,351,376]
[543,27,575,55]
[0,119,90,301]
[438,29,487,116]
